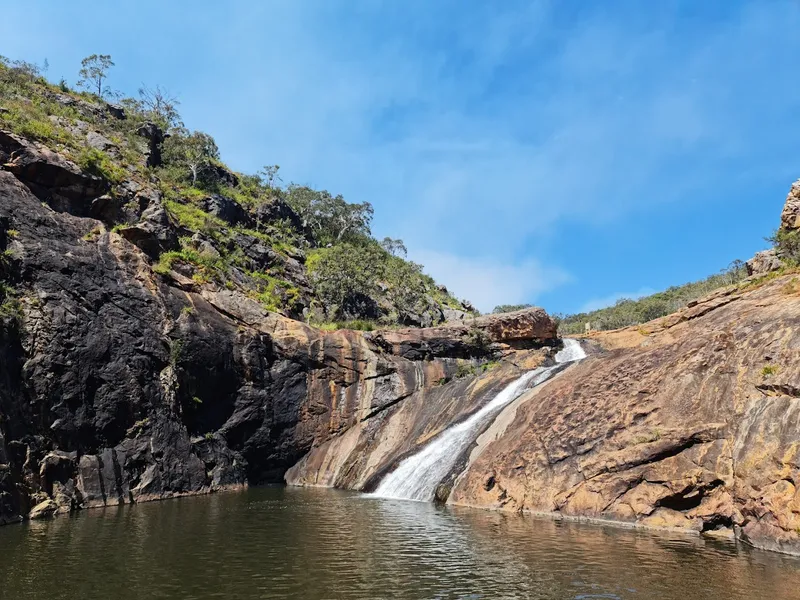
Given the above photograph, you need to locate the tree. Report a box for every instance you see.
[330,200,373,243]
[307,243,383,317]
[77,54,115,98]
[162,129,220,187]
[383,257,426,321]
[380,237,407,258]
[260,165,282,190]
[138,84,183,129]
[285,185,374,246]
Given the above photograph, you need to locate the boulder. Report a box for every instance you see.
[200,194,251,227]
[86,130,116,153]
[781,179,800,231]
[442,307,472,323]
[105,103,126,120]
[746,249,783,276]
[254,198,304,232]
[189,233,221,259]
[39,451,77,494]
[117,202,179,257]
[228,232,281,270]
[28,499,57,520]
[203,163,239,188]
[43,91,104,120]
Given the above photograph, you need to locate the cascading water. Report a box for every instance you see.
[370,338,587,502]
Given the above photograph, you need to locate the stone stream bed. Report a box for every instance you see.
[1,486,800,599]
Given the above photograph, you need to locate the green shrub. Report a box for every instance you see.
[154,246,223,276]
[761,364,779,377]
[169,339,183,366]
[770,228,800,265]
[164,200,225,234]
[74,147,126,184]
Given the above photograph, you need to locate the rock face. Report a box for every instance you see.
[449,276,800,555]
[781,179,800,231]
[0,157,558,525]
[0,130,108,213]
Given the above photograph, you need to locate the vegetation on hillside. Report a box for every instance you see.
[0,54,473,327]
[492,304,533,314]
[556,261,748,334]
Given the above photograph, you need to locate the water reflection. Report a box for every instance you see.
[0,486,798,599]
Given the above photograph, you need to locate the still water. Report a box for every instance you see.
[0,486,799,599]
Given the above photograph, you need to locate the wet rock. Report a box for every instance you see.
[29,499,57,520]
[434,483,452,504]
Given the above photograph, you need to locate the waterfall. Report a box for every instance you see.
[370,339,587,502]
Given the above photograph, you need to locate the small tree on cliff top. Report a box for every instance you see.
[77,54,115,98]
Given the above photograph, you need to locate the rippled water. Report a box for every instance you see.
[1,487,799,599]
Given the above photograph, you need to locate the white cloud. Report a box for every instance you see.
[579,287,657,313]
[411,250,572,313]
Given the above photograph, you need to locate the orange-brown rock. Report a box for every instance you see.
[367,307,557,360]
[449,273,800,555]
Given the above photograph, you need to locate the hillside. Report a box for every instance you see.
[0,55,473,330]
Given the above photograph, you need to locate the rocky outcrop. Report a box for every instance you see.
[781,179,800,231]
[746,249,782,276]
[368,307,556,360]
[136,122,165,168]
[449,274,800,555]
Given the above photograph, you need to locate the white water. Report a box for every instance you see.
[370,338,587,502]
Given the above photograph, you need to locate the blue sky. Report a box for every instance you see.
[2,1,798,313]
